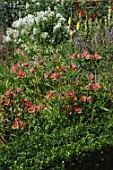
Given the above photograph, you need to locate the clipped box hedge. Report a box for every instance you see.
[0,112,113,170]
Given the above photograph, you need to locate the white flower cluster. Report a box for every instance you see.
[4,9,68,44]
[12,14,35,28]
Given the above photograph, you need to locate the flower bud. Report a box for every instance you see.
[77,21,80,30]
[68,17,72,25]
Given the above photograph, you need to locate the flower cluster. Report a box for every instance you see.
[71,50,102,60]
[12,118,26,129]
[3,10,68,45]
[86,83,102,92]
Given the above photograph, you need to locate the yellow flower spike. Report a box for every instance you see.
[68,17,72,25]
[70,30,74,36]
[69,30,74,42]
[56,66,59,70]
[76,21,80,31]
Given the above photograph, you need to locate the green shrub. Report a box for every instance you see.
[0,1,113,170]
[0,114,113,170]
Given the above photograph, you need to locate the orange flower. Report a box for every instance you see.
[79,95,87,102]
[46,91,54,99]
[17,88,23,94]
[30,68,37,74]
[16,70,26,78]
[36,104,46,111]
[86,83,92,90]
[21,62,29,67]
[92,83,102,91]
[12,118,26,129]
[71,53,77,59]
[94,54,102,59]
[68,64,78,70]
[89,74,95,81]
[59,66,67,73]
[62,92,69,99]
[19,121,26,129]
[51,72,61,80]
[44,71,52,79]
[6,90,12,97]
[85,54,92,60]
[27,106,36,113]
[75,107,82,114]
[87,96,92,103]
[69,90,76,100]
[1,98,10,106]
[67,107,73,115]
[86,83,102,91]
[6,90,16,98]
[15,118,20,122]
[10,64,18,73]
[12,121,19,129]
[85,54,95,60]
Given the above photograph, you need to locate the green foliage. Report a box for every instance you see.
[0,1,113,169]
[0,115,113,170]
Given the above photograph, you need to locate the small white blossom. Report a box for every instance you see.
[4,36,11,42]
[42,32,49,38]
[53,23,61,32]
[26,3,29,9]
[33,28,37,35]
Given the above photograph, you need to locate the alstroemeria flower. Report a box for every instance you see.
[75,107,82,114]
[16,70,26,78]
[1,98,10,106]
[27,106,36,113]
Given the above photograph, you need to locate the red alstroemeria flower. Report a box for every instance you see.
[16,61,21,67]
[21,62,29,67]
[12,121,19,129]
[6,90,16,98]
[17,88,23,94]
[51,72,61,80]
[44,71,52,79]
[19,121,26,129]
[10,64,18,73]
[46,91,54,99]
[59,66,67,74]
[75,107,82,114]
[79,95,87,102]
[69,90,76,100]
[71,53,77,59]
[87,96,93,103]
[89,74,95,81]
[36,104,46,111]
[29,68,37,74]
[16,70,26,78]
[62,92,69,99]
[12,118,26,129]
[1,98,10,106]
[86,83,102,91]
[68,64,78,71]
[3,60,7,67]
[94,54,102,59]
[19,98,25,104]
[26,100,33,107]
[27,106,36,113]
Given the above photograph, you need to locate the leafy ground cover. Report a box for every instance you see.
[0,0,113,169]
